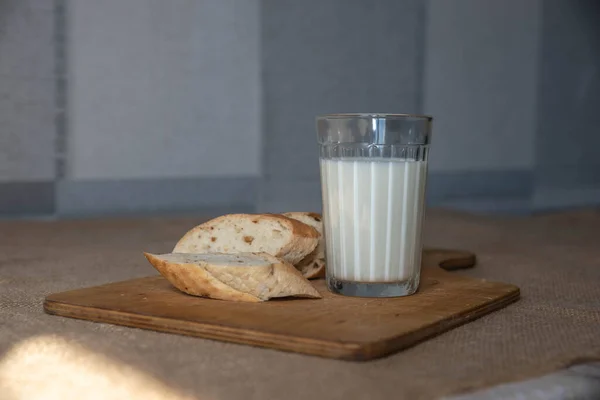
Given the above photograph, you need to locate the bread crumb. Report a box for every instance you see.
[243,236,254,244]
[211,237,216,242]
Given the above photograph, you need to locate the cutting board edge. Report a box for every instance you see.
[43,284,520,361]
[43,298,367,360]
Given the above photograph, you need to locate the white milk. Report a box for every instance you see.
[320,158,427,282]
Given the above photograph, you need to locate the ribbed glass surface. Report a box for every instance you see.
[316,114,432,297]
[319,143,428,161]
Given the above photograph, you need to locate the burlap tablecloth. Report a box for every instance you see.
[0,209,599,400]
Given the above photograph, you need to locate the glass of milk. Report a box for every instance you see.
[317,113,432,297]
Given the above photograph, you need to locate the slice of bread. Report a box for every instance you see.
[144,252,321,302]
[173,214,319,265]
[283,212,325,279]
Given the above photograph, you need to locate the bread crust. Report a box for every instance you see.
[144,252,321,302]
[283,212,326,279]
[173,214,318,265]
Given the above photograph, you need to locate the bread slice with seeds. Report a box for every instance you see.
[283,212,325,279]
[144,252,321,302]
[173,214,319,265]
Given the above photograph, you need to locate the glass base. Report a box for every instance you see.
[327,275,420,298]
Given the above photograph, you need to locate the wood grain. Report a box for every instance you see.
[44,249,519,361]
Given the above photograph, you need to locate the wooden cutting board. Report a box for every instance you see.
[44,248,519,361]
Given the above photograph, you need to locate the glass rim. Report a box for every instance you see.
[316,113,433,121]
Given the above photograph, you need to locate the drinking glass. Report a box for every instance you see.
[317,113,432,297]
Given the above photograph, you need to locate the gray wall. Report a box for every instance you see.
[424,0,539,172]
[259,0,424,212]
[0,0,599,218]
[66,0,261,180]
[422,0,540,214]
[0,0,56,215]
[58,0,261,216]
[533,0,600,211]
